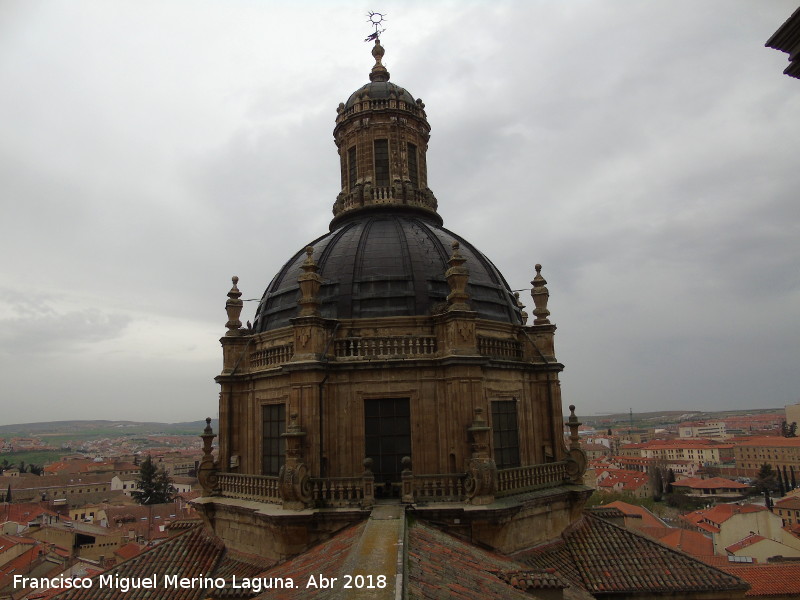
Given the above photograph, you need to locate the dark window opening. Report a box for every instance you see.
[407,143,419,188]
[348,146,357,190]
[262,404,286,476]
[374,139,389,187]
[365,398,411,497]
[492,400,520,469]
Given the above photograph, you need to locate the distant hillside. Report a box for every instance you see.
[578,408,784,427]
[0,420,218,439]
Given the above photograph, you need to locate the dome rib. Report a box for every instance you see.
[252,213,522,332]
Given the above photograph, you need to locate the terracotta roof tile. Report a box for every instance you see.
[682,503,766,531]
[407,522,567,600]
[252,522,366,600]
[517,514,748,595]
[726,534,767,554]
[602,500,666,528]
[53,525,227,600]
[775,496,800,510]
[113,542,144,561]
[672,477,749,490]
[656,529,715,558]
[721,563,800,596]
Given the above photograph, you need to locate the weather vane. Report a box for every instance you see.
[365,11,386,42]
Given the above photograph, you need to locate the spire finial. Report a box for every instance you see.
[369,38,390,82]
[366,11,390,82]
[531,264,551,325]
[225,276,244,334]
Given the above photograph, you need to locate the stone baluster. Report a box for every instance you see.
[362,458,375,508]
[401,456,414,503]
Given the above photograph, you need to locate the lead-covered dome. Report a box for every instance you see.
[252,212,522,332]
[344,81,415,110]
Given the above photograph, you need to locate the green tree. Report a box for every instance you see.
[650,468,664,502]
[131,455,175,505]
[754,463,779,494]
[665,469,676,494]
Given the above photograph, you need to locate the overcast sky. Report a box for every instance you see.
[1,1,798,426]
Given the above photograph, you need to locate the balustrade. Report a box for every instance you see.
[250,343,294,369]
[411,473,466,501]
[334,335,437,359]
[477,336,523,360]
[496,461,569,497]
[310,477,365,507]
[218,473,281,504]
[215,461,567,508]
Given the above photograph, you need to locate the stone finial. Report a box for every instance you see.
[567,405,582,451]
[531,264,551,325]
[369,39,390,82]
[514,291,528,325]
[198,418,219,496]
[565,404,587,484]
[445,241,470,311]
[225,276,243,334]
[297,246,323,317]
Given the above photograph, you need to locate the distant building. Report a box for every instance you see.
[785,401,800,429]
[670,477,749,498]
[775,495,800,527]
[679,421,728,440]
[733,436,800,471]
[683,503,800,560]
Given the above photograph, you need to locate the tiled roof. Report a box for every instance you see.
[682,503,766,531]
[726,534,766,554]
[733,436,800,448]
[721,564,800,597]
[52,525,273,600]
[775,496,800,510]
[407,522,573,600]
[597,470,649,490]
[654,528,714,558]
[0,502,59,523]
[602,500,666,528]
[252,522,366,600]
[114,541,144,561]
[517,514,749,595]
[672,477,748,490]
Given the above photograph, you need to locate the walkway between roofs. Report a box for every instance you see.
[334,503,405,599]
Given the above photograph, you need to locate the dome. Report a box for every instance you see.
[252,212,522,332]
[344,81,415,110]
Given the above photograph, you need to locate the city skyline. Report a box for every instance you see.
[1,1,798,425]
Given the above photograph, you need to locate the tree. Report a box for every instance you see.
[665,469,676,494]
[777,468,786,496]
[4,484,10,503]
[792,465,797,490]
[131,455,175,505]
[650,467,664,502]
[755,463,779,494]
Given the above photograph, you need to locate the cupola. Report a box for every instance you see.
[332,39,439,227]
